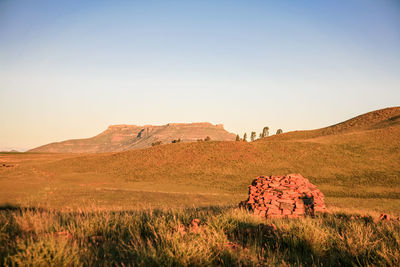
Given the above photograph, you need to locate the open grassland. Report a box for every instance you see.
[1,123,398,213]
[1,206,400,266]
[0,108,399,265]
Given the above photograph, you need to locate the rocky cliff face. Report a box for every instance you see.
[29,122,236,153]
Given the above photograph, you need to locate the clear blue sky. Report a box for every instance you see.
[1,0,399,151]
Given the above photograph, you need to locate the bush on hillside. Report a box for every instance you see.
[151,141,163,146]
[261,126,269,138]
[250,132,256,142]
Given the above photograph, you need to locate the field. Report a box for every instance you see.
[1,108,400,265]
[1,206,400,266]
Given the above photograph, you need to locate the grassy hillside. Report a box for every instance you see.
[45,108,400,191]
[1,107,399,214]
[266,106,400,141]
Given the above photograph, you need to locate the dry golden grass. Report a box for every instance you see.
[1,107,399,265]
[1,206,400,266]
[1,107,399,214]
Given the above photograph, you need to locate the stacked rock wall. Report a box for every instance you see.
[239,174,327,218]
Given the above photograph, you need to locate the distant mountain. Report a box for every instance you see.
[29,122,236,153]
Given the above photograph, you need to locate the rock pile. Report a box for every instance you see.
[239,174,327,218]
[379,213,400,222]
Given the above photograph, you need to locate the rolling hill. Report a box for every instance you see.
[35,107,400,198]
[2,107,399,212]
[264,106,400,141]
[29,122,236,153]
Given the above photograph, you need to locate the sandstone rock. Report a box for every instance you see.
[175,224,186,235]
[239,174,327,219]
[190,218,201,233]
[225,241,240,250]
[282,209,292,216]
[191,218,200,227]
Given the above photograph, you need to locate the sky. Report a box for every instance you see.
[1,0,399,151]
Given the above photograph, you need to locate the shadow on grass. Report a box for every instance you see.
[0,203,48,212]
[227,220,320,265]
[1,205,399,266]
[226,212,391,266]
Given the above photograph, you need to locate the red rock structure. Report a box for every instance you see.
[379,213,391,221]
[379,213,400,222]
[239,174,327,218]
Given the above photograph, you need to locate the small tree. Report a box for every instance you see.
[276,129,283,135]
[250,131,256,142]
[261,127,269,138]
[204,136,211,141]
[151,141,162,146]
[235,134,240,141]
[243,133,247,142]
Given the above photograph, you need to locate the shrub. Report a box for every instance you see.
[151,141,163,147]
[250,132,256,142]
[261,127,269,138]
[235,135,240,141]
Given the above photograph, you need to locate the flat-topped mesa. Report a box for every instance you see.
[107,122,222,129]
[107,124,137,128]
[239,174,327,219]
[106,124,140,130]
[167,122,217,127]
[29,122,236,153]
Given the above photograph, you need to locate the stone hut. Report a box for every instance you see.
[239,174,327,218]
